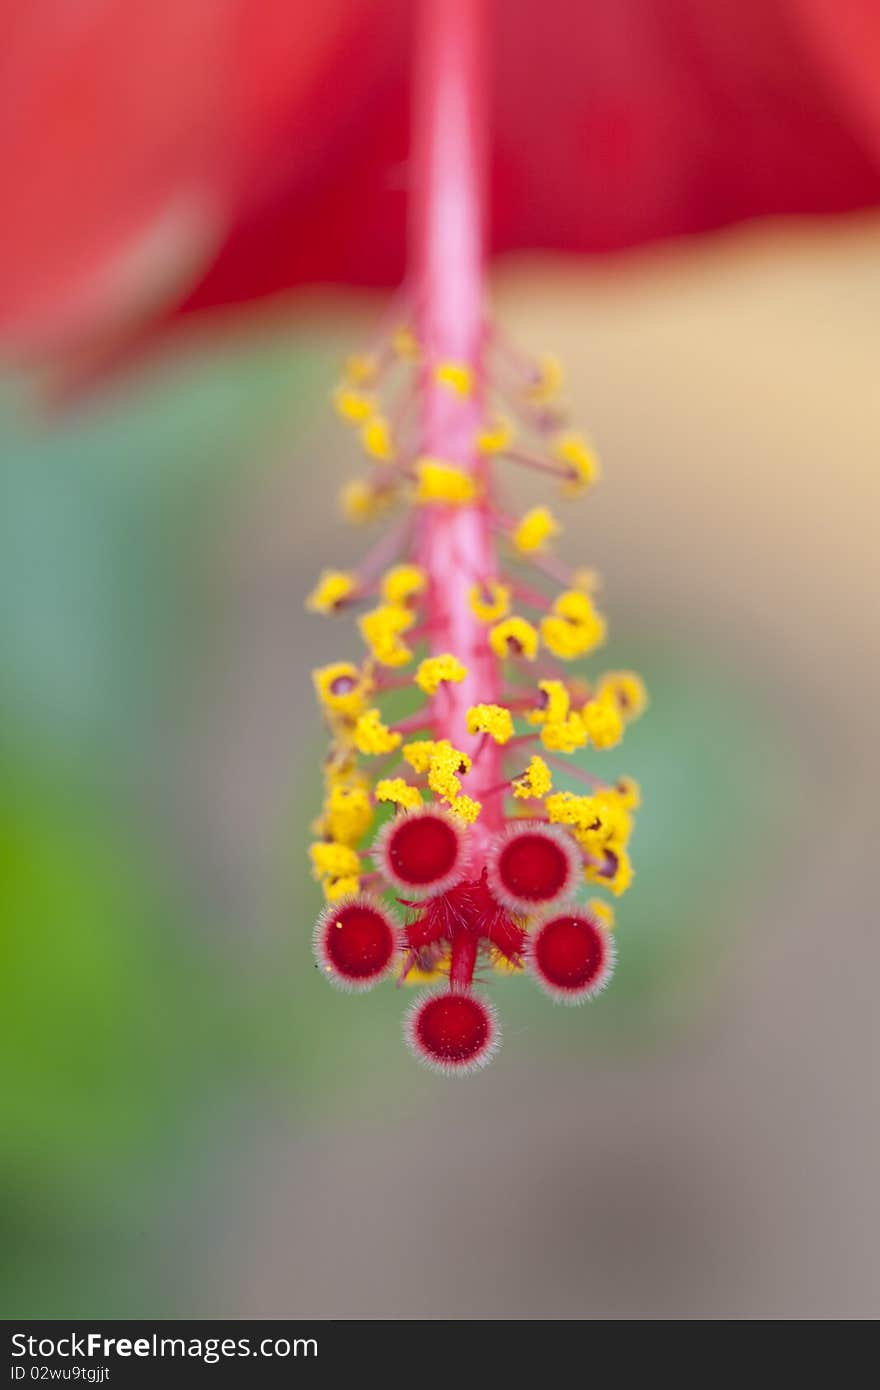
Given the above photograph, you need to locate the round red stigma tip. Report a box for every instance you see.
[374,806,468,898]
[528,909,615,1005]
[487,821,579,913]
[405,989,500,1075]
[313,896,399,992]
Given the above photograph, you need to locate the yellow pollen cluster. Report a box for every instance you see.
[426,742,472,797]
[325,877,361,903]
[554,431,600,495]
[414,458,478,505]
[489,616,540,661]
[353,709,402,756]
[359,603,414,667]
[333,386,375,423]
[545,791,603,840]
[398,739,477,815]
[375,778,423,811]
[313,662,371,720]
[361,416,395,461]
[320,781,373,847]
[525,679,570,726]
[513,506,560,554]
[476,416,514,453]
[435,361,473,396]
[512,755,552,800]
[544,786,634,895]
[596,671,649,722]
[306,570,357,614]
[309,756,375,900]
[381,564,426,605]
[466,704,515,744]
[469,580,511,623]
[540,712,588,753]
[540,589,606,660]
[310,841,360,885]
[415,654,468,695]
[401,740,438,774]
[581,698,624,750]
[586,846,632,897]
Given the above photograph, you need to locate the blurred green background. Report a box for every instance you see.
[2,217,878,1318]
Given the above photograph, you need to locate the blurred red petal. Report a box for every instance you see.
[1,0,879,362]
[0,0,385,355]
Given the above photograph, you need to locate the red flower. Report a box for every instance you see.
[2,0,879,361]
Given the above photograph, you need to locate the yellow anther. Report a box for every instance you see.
[415,654,468,696]
[554,431,600,494]
[545,791,601,834]
[447,795,482,823]
[540,713,588,753]
[476,415,514,454]
[581,698,624,750]
[434,362,473,396]
[468,580,511,623]
[359,603,414,668]
[546,788,631,859]
[401,740,438,774]
[585,845,633,897]
[361,415,395,461]
[309,842,361,883]
[353,709,402,756]
[324,875,361,902]
[332,386,375,423]
[375,778,423,811]
[427,742,472,800]
[466,704,515,745]
[414,458,478,505]
[306,569,357,614]
[313,662,371,719]
[513,506,560,554]
[596,671,648,722]
[381,564,426,605]
[589,790,633,847]
[488,616,540,662]
[323,785,373,846]
[512,755,553,800]
[525,679,570,726]
[540,590,606,660]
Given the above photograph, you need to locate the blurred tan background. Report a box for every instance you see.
[3,214,878,1319]
[199,216,880,1318]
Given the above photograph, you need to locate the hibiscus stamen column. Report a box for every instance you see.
[411,0,502,857]
[307,0,646,1074]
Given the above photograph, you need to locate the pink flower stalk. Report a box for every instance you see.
[307,0,647,1073]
